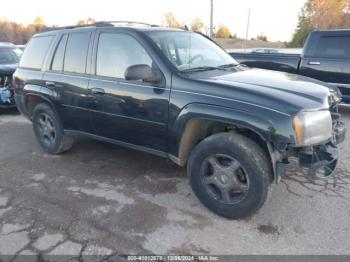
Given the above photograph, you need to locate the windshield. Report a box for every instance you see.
[147,31,238,71]
[0,48,21,65]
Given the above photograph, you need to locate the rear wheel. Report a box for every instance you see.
[187,132,271,219]
[32,103,74,154]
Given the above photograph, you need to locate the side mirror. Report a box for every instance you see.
[125,64,163,85]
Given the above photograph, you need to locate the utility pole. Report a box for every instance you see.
[245,8,251,40]
[210,0,214,38]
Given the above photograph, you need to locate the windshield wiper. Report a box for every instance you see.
[181,66,227,73]
[218,63,240,69]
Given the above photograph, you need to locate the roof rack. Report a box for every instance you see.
[41,20,159,32]
[94,21,159,27]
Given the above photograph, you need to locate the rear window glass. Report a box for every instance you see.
[20,36,53,69]
[314,36,350,59]
[63,32,91,74]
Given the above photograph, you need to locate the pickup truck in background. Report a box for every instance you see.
[229,30,350,103]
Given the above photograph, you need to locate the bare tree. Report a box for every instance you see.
[76,17,96,25]
[311,0,350,29]
[191,17,204,32]
[0,19,38,44]
[163,12,183,28]
[215,25,231,38]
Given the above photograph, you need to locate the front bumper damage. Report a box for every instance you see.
[0,74,16,109]
[275,110,346,181]
[299,142,339,179]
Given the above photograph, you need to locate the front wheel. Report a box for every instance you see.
[187,132,271,219]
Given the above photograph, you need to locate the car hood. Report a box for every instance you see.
[0,64,17,75]
[201,68,331,115]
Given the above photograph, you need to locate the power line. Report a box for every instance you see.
[245,8,251,40]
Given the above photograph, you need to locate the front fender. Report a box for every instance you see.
[168,103,295,159]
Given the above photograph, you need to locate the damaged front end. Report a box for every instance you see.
[275,103,346,181]
[0,74,16,109]
[298,110,346,179]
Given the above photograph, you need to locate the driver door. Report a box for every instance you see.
[88,31,170,152]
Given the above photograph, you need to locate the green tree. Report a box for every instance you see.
[289,1,314,47]
[257,34,268,42]
[289,0,350,47]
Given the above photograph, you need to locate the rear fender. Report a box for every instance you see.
[23,84,59,118]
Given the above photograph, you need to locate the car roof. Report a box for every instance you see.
[35,22,186,37]
[311,29,350,35]
[0,42,16,49]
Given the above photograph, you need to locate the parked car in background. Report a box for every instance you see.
[0,43,22,109]
[227,48,302,55]
[229,30,350,103]
[16,45,26,51]
[14,23,345,219]
[226,48,303,55]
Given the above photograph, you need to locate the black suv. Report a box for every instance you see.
[14,22,346,219]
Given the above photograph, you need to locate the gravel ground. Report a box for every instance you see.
[0,107,349,261]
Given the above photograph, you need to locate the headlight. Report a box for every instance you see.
[293,110,332,146]
[329,87,342,105]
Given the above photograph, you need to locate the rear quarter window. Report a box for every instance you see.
[19,36,54,69]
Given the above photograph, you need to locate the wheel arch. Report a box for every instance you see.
[23,84,59,119]
[169,103,277,172]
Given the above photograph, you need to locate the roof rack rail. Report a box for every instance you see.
[94,21,159,27]
[40,24,97,32]
[40,21,159,33]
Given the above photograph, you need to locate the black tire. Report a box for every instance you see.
[187,132,271,219]
[32,103,74,154]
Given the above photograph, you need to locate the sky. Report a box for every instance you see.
[0,0,306,42]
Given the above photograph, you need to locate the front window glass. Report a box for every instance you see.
[96,33,152,79]
[147,31,238,71]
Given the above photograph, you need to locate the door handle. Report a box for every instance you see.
[45,81,56,88]
[89,87,105,95]
[308,61,321,65]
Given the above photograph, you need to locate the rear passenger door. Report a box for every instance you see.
[88,30,170,152]
[43,30,96,133]
[299,35,350,101]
